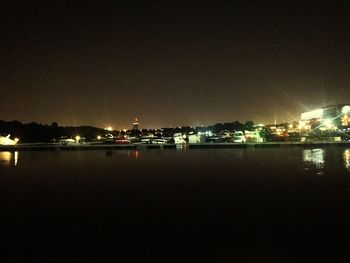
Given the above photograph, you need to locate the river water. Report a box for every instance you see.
[1,147,350,262]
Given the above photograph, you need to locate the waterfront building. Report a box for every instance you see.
[299,104,350,131]
[0,134,19,145]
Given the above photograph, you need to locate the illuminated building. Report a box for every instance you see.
[299,104,350,131]
[0,135,19,145]
[132,117,139,130]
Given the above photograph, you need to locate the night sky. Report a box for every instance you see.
[1,1,350,129]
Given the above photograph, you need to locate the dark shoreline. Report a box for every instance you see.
[1,141,350,151]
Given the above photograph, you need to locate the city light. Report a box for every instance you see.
[303,148,325,173]
[322,118,333,129]
[75,135,81,142]
[301,109,323,121]
[14,151,18,166]
[0,135,19,145]
[342,106,350,114]
[0,151,19,166]
[342,115,350,126]
[0,152,11,166]
[105,127,113,131]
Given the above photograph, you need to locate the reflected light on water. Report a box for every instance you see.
[303,149,325,174]
[0,151,19,166]
[14,151,18,166]
[176,144,187,151]
[114,150,140,159]
[343,149,350,172]
[0,152,11,166]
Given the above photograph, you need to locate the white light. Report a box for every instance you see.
[75,135,81,142]
[105,127,113,131]
[342,106,350,114]
[97,135,101,140]
[205,131,213,137]
[0,135,18,145]
[323,118,333,128]
[301,109,323,121]
[303,149,325,170]
[298,121,309,130]
[14,151,18,166]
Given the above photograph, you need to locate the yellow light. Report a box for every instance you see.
[298,121,310,130]
[75,135,81,142]
[342,114,349,126]
[105,127,113,131]
[97,135,101,140]
[322,119,333,129]
[0,135,18,145]
[0,152,11,166]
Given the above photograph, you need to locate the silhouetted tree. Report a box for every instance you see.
[244,121,255,131]
[51,122,58,128]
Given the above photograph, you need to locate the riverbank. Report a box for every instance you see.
[1,141,350,151]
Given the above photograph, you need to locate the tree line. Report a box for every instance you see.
[0,121,107,143]
[0,120,257,143]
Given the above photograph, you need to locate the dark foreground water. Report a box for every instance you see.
[1,147,350,262]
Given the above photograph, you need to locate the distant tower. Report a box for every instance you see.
[132,117,139,130]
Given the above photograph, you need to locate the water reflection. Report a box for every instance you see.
[303,149,325,175]
[126,150,140,159]
[14,151,18,166]
[135,150,140,159]
[0,151,19,166]
[176,144,187,151]
[105,150,140,160]
[343,149,350,172]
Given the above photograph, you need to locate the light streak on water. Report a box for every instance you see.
[302,149,325,175]
[0,152,11,166]
[0,151,19,167]
[343,149,350,172]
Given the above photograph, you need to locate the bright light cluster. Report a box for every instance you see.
[0,135,19,145]
[301,109,323,121]
[342,106,350,114]
[322,118,333,129]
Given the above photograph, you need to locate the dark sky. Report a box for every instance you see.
[1,1,350,129]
